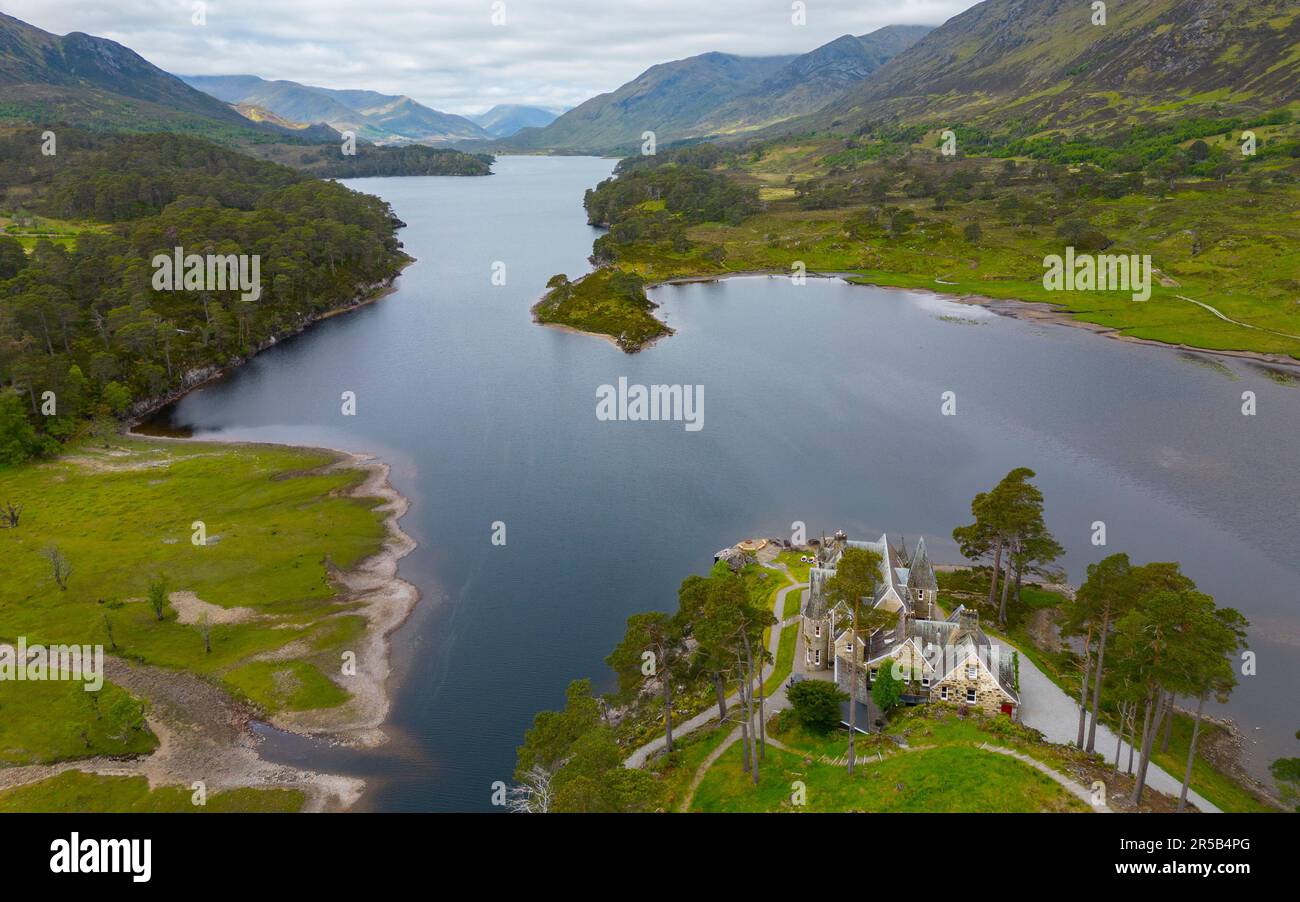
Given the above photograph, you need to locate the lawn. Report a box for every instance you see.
[690,740,1088,812]
[773,549,814,585]
[0,213,106,251]
[643,721,736,811]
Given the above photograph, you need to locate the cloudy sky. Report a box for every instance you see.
[10,0,981,115]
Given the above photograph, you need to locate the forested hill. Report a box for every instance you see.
[0,129,409,463]
[249,141,494,178]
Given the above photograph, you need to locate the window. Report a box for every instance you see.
[967,664,978,680]
[814,623,821,637]
[921,675,930,687]
[966,688,977,703]
[814,649,821,665]
[939,686,949,701]
[870,668,878,682]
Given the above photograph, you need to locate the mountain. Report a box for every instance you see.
[181,74,489,144]
[506,52,797,152]
[695,25,931,137]
[471,104,561,137]
[793,0,1300,135]
[506,25,930,153]
[0,12,273,140]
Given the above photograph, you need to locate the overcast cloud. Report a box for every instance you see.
[8,1,980,115]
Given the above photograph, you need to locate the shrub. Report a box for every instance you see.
[788,680,848,734]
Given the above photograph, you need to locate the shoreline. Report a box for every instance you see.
[0,436,420,812]
[126,260,413,427]
[0,439,421,821]
[0,239,418,809]
[559,267,1300,370]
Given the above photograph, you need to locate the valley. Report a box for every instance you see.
[0,0,1296,829]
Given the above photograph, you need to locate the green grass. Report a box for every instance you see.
[0,213,106,251]
[644,721,735,811]
[774,549,814,585]
[0,436,388,763]
[0,771,304,812]
[225,660,349,711]
[0,679,155,766]
[1151,713,1274,813]
[690,739,1087,812]
[763,621,798,696]
[690,707,1092,812]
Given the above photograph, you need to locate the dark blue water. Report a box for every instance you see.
[150,156,1299,805]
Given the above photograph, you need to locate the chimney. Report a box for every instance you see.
[958,608,979,635]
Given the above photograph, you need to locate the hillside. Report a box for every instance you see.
[507,51,796,153]
[506,26,929,153]
[697,25,932,137]
[0,127,411,461]
[0,12,276,142]
[182,74,489,144]
[791,0,1300,136]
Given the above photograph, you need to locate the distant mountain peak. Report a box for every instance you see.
[506,25,931,153]
[180,73,489,144]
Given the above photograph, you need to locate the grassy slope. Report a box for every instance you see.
[0,436,388,758]
[690,709,1090,813]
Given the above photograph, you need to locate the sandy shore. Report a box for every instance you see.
[268,448,419,746]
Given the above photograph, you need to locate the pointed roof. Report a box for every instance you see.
[908,537,938,592]
[803,567,833,619]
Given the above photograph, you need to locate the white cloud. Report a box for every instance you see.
[9,0,979,115]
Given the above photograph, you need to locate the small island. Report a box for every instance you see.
[532,269,671,353]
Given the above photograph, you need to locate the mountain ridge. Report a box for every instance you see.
[181,73,490,144]
[505,24,931,153]
[0,12,281,140]
[781,0,1300,136]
